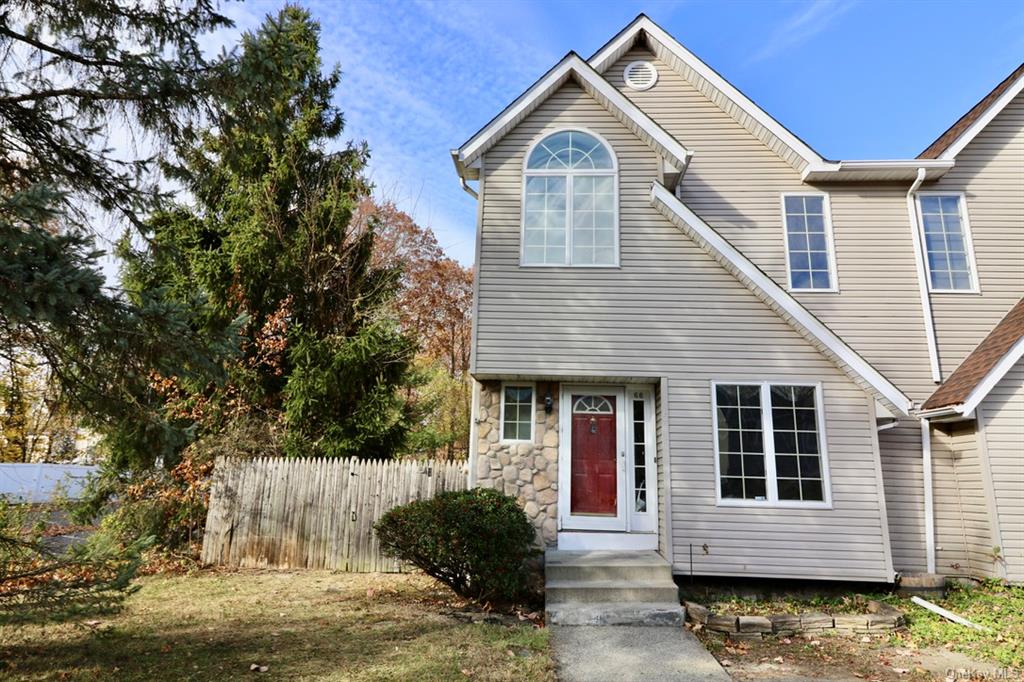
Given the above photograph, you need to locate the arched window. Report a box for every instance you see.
[523,130,617,266]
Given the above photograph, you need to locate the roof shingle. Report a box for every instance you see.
[918,62,1024,159]
[922,298,1024,410]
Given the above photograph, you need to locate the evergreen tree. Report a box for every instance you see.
[0,1,235,470]
[125,6,417,459]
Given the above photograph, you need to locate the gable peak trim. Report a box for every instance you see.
[453,52,691,183]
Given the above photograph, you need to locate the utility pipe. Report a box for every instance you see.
[906,168,942,383]
[921,418,936,574]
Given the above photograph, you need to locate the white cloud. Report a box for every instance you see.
[747,0,857,64]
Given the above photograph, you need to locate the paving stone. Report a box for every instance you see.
[707,614,738,633]
[769,614,801,633]
[738,615,773,633]
[834,614,868,629]
[684,601,709,625]
[800,612,834,629]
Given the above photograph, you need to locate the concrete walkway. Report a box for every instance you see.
[551,625,731,682]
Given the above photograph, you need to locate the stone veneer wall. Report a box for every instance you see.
[474,381,559,545]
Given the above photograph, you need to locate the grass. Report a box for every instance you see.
[893,580,1024,669]
[0,570,554,681]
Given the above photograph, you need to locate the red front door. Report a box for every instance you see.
[570,395,617,516]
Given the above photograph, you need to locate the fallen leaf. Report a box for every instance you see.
[810,640,822,647]
[460,669,473,677]
[781,638,792,645]
[772,656,784,664]
[720,659,732,668]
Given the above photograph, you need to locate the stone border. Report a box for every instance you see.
[684,599,906,641]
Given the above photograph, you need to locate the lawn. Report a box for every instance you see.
[895,580,1024,669]
[0,570,554,681]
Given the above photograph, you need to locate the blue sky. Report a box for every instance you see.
[216,0,1024,266]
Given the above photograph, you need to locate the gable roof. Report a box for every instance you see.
[920,298,1024,417]
[589,15,831,174]
[919,62,1024,160]
[587,15,955,182]
[649,182,914,416]
[452,52,692,182]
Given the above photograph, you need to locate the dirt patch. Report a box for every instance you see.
[696,628,1011,681]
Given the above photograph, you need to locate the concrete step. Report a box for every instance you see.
[547,601,685,626]
[546,579,680,604]
[545,553,673,583]
[546,550,673,577]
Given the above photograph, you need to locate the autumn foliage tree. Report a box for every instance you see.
[360,199,474,458]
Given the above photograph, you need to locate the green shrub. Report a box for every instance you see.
[375,488,538,604]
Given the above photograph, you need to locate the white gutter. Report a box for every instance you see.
[459,176,479,200]
[921,418,936,574]
[906,168,942,383]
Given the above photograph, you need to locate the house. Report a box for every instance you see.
[452,15,1024,588]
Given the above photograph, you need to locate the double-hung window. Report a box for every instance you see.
[522,130,618,266]
[916,194,978,292]
[782,194,837,291]
[713,382,831,506]
[500,383,534,442]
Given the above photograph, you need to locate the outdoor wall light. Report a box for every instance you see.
[544,387,553,414]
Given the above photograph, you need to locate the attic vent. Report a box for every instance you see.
[623,61,658,91]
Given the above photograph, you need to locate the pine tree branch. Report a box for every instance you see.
[0,24,147,71]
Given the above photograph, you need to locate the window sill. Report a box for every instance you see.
[716,499,833,510]
[787,286,840,294]
[928,288,981,295]
[518,263,622,269]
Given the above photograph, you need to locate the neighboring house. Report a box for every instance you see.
[453,15,1024,584]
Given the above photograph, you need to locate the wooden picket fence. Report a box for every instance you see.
[200,456,467,572]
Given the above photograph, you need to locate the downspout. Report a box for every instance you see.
[908,168,938,574]
[467,380,481,488]
[921,418,936,574]
[906,168,942,383]
[459,176,479,200]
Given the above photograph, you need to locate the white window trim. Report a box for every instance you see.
[710,380,834,510]
[499,381,536,443]
[914,191,981,294]
[780,192,839,294]
[520,127,620,268]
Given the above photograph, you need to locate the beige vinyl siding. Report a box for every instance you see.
[927,93,1024,376]
[477,82,892,582]
[605,49,937,401]
[931,422,997,578]
[878,422,929,574]
[979,359,1024,582]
